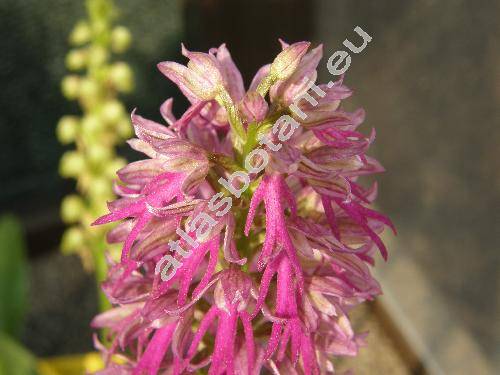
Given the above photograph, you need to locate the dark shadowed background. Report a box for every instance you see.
[0,0,498,374]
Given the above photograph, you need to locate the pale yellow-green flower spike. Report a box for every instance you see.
[57,0,134,312]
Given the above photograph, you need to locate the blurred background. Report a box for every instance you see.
[0,0,498,374]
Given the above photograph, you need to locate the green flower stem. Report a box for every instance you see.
[92,239,111,313]
[216,89,246,147]
[241,122,259,159]
[256,74,277,97]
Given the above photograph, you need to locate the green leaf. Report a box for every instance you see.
[0,333,36,375]
[0,215,29,339]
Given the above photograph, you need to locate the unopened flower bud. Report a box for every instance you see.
[270,41,310,80]
[92,19,107,36]
[116,119,133,139]
[109,62,133,93]
[61,226,85,253]
[238,91,269,123]
[79,78,100,101]
[87,46,108,67]
[61,75,80,99]
[60,151,85,177]
[101,100,125,124]
[65,49,87,71]
[69,21,91,46]
[87,144,112,165]
[105,157,127,178]
[110,26,132,53]
[88,176,111,199]
[61,195,85,223]
[57,116,79,144]
[81,114,103,136]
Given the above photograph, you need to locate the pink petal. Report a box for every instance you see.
[160,98,176,125]
[157,61,200,103]
[133,323,177,375]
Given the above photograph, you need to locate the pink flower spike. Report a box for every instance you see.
[91,40,394,374]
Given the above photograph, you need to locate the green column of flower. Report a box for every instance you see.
[57,0,134,312]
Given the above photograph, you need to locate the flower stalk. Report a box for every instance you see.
[58,0,134,312]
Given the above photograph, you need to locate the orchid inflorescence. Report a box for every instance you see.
[91,40,395,374]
